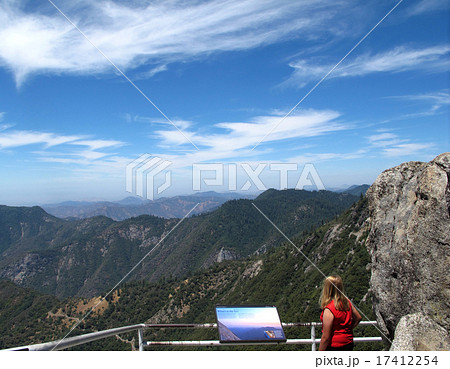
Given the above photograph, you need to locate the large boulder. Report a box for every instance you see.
[390,313,450,351]
[365,153,450,348]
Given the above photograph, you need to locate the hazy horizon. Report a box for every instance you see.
[1,183,373,207]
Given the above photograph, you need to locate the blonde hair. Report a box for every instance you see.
[319,275,349,311]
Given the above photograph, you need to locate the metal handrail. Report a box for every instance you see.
[6,323,147,351]
[3,321,382,351]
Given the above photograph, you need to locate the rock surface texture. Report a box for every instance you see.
[390,313,450,351]
[365,153,450,350]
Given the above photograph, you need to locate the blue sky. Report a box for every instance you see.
[0,0,449,205]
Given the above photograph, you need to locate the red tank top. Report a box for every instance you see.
[320,299,353,347]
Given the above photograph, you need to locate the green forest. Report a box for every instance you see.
[0,192,385,351]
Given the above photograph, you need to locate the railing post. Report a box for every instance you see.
[311,325,316,351]
[138,328,144,352]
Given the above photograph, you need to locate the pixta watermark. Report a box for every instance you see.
[126,154,325,200]
[126,154,172,200]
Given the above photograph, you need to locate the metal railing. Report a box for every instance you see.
[4,321,382,351]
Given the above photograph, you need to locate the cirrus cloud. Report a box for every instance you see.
[0,0,340,86]
[286,45,450,87]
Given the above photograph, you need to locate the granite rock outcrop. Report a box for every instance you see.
[365,153,450,350]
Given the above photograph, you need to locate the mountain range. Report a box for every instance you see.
[42,191,256,220]
[0,189,359,298]
[40,186,369,221]
[0,195,382,350]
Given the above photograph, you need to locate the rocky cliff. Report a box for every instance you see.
[365,152,450,350]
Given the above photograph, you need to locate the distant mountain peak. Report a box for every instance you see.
[337,184,370,196]
[114,196,149,205]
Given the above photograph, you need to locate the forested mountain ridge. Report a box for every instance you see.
[42,192,254,220]
[0,189,358,298]
[41,187,366,221]
[0,197,383,350]
[0,280,59,349]
[338,184,370,197]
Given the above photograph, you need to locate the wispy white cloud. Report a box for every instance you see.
[0,0,340,86]
[36,151,130,174]
[130,115,193,131]
[387,90,450,116]
[284,130,437,162]
[286,149,368,164]
[366,132,405,147]
[406,0,450,16]
[367,132,397,143]
[0,124,13,132]
[0,126,126,169]
[70,139,124,151]
[154,109,346,155]
[135,109,351,172]
[136,64,168,79]
[0,129,83,149]
[366,130,434,157]
[286,45,450,86]
[382,143,435,157]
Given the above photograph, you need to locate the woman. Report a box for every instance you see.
[319,275,362,351]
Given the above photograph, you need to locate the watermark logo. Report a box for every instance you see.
[127,155,325,200]
[126,154,172,200]
[193,163,325,191]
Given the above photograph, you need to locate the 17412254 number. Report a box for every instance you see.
[376,356,438,366]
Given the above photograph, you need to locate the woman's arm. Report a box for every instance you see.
[319,308,334,351]
[351,305,362,329]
